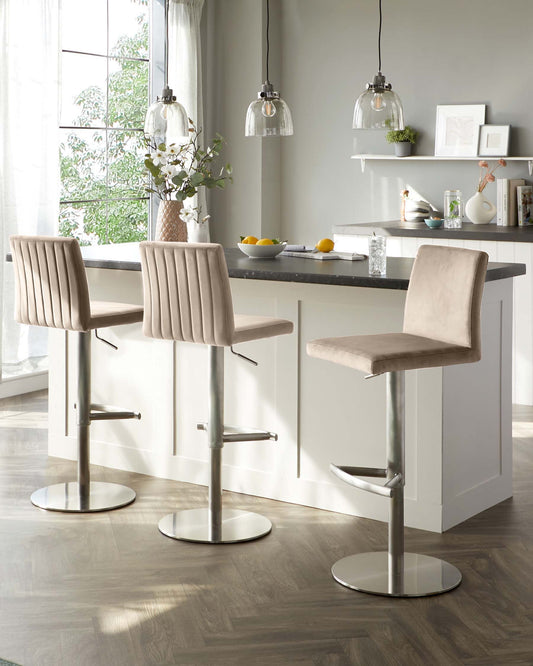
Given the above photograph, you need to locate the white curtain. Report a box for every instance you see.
[168,0,206,218]
[0,0,60,375]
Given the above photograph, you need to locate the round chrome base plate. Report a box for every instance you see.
[332,551,462,597]
[31,481,136,513]
[158,508,272,544]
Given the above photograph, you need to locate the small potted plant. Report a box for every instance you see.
[386,125,418,157]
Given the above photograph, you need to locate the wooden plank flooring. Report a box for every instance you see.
[1,391,533,665]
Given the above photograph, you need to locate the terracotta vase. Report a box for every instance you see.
[155,201,187,241]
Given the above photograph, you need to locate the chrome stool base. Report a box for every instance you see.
[332,551,462,598]
[158,508,272,544]
[31,481,136,513]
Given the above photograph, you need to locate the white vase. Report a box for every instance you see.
[187,220,210,243]
[465,191,497,225]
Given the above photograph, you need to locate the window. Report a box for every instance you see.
[59,0,150,245]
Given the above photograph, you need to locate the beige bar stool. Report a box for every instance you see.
[10,235,143,512]
[140,241,293,544]
[307,244,488,597]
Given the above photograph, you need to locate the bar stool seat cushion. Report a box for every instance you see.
[89,301,144,330]
[233,314,294,344]
[307,332,479,376]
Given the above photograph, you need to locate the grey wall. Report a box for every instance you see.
[206,0,532,246]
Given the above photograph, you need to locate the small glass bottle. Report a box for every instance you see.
[444,190,463,229]
[368,234,387,276]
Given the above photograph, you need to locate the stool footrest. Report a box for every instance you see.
[330,464,395,498]
[90,404,141,421]
[197,423,278,442]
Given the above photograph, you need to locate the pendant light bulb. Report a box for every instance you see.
[352,0,404,130]
[371,92,384,111]
[262,99,277,118]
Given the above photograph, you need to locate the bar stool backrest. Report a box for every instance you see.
[403,244,488,353]
[10,235,92,331]
[140,241,235,346]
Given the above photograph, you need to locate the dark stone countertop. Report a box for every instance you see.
[334,220,533,242]
[78,243,525,291]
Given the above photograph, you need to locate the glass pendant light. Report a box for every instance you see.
[245,0,293,137]
[353,0,404,130]
[144,0,188,146]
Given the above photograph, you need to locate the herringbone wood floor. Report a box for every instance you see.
[1,392,533,666]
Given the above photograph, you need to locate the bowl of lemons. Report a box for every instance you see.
[238,236,287,259]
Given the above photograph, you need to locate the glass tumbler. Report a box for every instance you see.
[368,235,387,275]
[444,190,463,228]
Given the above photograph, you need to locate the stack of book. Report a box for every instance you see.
[497,178,532,226]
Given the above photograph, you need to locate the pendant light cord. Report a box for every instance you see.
[165,0,169,86]
[377,0,382,73]
[266,0,271,83]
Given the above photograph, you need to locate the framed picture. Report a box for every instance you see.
[434,104,486,157]
[478,124,511,157]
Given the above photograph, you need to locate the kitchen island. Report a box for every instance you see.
[47,243,524,532]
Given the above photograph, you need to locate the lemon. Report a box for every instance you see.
[241,236,258,245]
[257,238,274,245]
[315,238,334,253]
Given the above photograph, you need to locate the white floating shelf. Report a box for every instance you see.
[351,154,533,175]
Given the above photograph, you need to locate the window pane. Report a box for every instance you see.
[61,0,107,56]
[109,0,149,59]
[59,201,108,245]
[59,0,151,248]
[61,53,107,128]
[108,130,147,197]
[107,199,149,243]
[60,129,106,202]
[108,58,149,129]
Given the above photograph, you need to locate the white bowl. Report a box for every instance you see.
[237,242,287,259]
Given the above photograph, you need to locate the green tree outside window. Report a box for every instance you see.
[59,9,149,245]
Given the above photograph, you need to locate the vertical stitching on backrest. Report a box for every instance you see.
[25,241,35,324]
[180,246,192,341]
[51,242,63,328]
[60,242,73,329]
[42,242,53,327]
[194,249,204,343]
[174,247,184,340]
[18,240,33,324]
[167,245,181,341]
[161,246,171,338]
[154,246,165,337]
[185,249,197,342]
[14,240,27,323]
[201,249,211,344]
[32,243,46,326]
[207,249,219,345]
